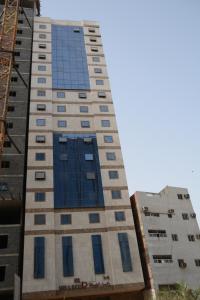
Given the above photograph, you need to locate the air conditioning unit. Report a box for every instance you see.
[168,209,175,214]
[142,206,149,212]
[190,213,196,219]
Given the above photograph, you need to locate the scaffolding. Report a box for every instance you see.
[0,0,20,154]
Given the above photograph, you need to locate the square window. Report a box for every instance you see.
[96,80,104,85]
[94,68,102,73]
[188,235,195,242]
[0,183,8,191]
[35,172,46,180]
[39,24,47,29]
[36,135,45,143]
[36,119,46,126]
[172,234,178,241]
[58,120,67,127]
[38,54,46,60]
[14,51,20,56]
[4,141,11,148]
[37,104,46,111]
[37,90,46,96]
[38,65,46,71]
[34,214,46,225]
[6,122,13,129]
[0,266,6,282]
[89,213,100,223]
[39,34,46,39]
[92,56,100,62]
[100,105,109,112]
[37,77,46,84]
[111,190,122,199]
[104,136,113,143]
[61,214,72,225]
[101,120,110,127]
[1,161,10,168]
[35,192,45,202]
[73,28,80,33]
[9,91,16,97]
[16,40,21,45]
[79,92,87,99]
[39,44,46,49]
[35,153,45,161]
[115,211,125,221]
[0,235,8,249]
[86,172,96,180]
[18,19,23,24]
[57,105,66,112]
[11,77,18,82]
[109,171,119,179]
[195,259,200,267]
[8,106,15,112]
[57,92,65,98]
[17,30,22,34]
[182,213,189,220]
[177,194,183,199]
[85,154,93,161]
[81,121,90,128]
[106,152,116,161]
[80,106,88,113]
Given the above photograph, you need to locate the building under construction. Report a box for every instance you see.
[0,1,40,299]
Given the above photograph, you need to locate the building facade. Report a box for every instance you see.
[22,17,144,300]
[0,1,39,299]
[131,186,200,291]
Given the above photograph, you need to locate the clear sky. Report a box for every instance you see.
[41,0,200,224]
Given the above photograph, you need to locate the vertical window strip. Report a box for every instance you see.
[118,233,133,272]
[91,235,105,274]
[34,237,45,279]
[62,236,74,277]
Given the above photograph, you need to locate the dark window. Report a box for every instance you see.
[90,38,97,42]
[148,230,167,237]
[80,106,88,113]
[39,34,46,39]
[184,194,190,199]
[89,213,100,223]
[172,234,178,241]
[39,44,46,49]
[37,90,46,96]
[100,105,109,112]
[168,214,172,218]
[38,65,46,71]
[18,19,23,24]
[93,56,100,62]
[81,121,90,128]
[35,172,46,180]
[79,92,87,99]
[1,161,10,168]
[39,24,47,29]
[34,214,46,225]
[61,215,72,225]
[109,171,119,179]
[106,152,116,161]
[34,237,45,278]
[7,106,15,112]
[182,213,189,220]
[17,29,22,34]
[115,211,125,221]
[36,135,46,143]
[35,153,45,161]
[104,135,113,143]
[98,91,106,98]
[178,259,186,268]
[9,91,16,97]
[91,47,98,52]
[188,235,195,242]
[57,92,65,98]
[37,104,46,111]
[195,259,200,267]
[37,77,46,84]
[62,236,74,277]
[16,40,21,45]
[0,266,6,282]
[0,235,8,249]
[118,233,133,272]
[153,255,173,264]
[177,194,183,199]
[89,28,96,33]
[0,183,8,191]
[111,190,122,199]
[14,51,20,56]
[86,172,96,180]
[73,28,80,33]
[4,141,11,148]
[96,79,104,85]
[35,192,45,202]
[38,54,46,60]
[94,68,102,73]
[60,154,68,161]
[11,77,18,82]
[101,120,110,127]
[57,106,66,112]
[91,235,105,274]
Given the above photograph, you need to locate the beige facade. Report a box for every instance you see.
[22,17,144,300]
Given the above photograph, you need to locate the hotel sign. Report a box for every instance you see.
[59,278,110,291]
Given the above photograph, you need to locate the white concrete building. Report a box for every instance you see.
[22,17,144,300]
[131,186,200,292]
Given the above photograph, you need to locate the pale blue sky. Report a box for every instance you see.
[41,0,200,224]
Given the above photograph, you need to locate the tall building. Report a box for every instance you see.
[22,17,144,300]
[0,1,40,300]
[131,186,200,292]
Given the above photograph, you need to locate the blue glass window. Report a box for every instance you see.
[104,136,113,143]
[61,214,71,225]
[115,211,125,221]
[89,213,100,223]
[58,120,67,128]
[81,121,90,128]
[37,77,46,84]
[38,65,46,71]
[36,119,46,126]
[34,214,46,225]
[34,237,45,278]
[52,25,90,90]
[62,236,74,277]
[111,190,121,199]
[91,235,105,274]
[57,92,65,98]
[109,171,119,179]
[106,152,116,161]
[37,90,46,96]
[118,233,133,272]
[35,153,45,161]
[57,106,66,112]
[35,192,45,202]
